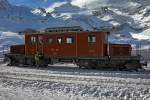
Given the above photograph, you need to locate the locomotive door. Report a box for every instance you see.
[36,35,44,54]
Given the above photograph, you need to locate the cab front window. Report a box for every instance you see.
[48,38,53,44]
[57,37,63,44]
[66,37,73,44]
[38,36,43,44]
[31,36,36,44]
[88,35,96,43]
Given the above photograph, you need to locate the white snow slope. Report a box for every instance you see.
[0,0,150,59]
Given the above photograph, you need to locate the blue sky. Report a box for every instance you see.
[8,0,67,8]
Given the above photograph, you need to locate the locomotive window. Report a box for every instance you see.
[31,36,36,44]
[88,35,96,43]
[66,37,73,44]
[38,36,43,44]
[48,38,53,44]
[57,37,62,44]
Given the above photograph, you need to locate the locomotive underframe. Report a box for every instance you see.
[4,53,142,71]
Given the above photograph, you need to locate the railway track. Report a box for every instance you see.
[0,71,150,88]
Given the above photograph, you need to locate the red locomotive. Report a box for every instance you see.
[4,27,142,71]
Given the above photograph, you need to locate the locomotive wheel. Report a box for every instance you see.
[76,61,89,69]
[117,63,126,71]
[124,61,141,71]
[90,62,97,69]
[18,57,26,67]
[4,57,12,66]
[76,60,97,69]
[35,58,49,68]
[25,58,35,67]
[11,57,19,66]
[77,64,82,69]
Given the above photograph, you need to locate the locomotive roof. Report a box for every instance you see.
[25,31,109,35]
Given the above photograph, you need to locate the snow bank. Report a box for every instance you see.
[0,64,150,100]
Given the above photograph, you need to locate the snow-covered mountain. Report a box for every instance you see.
[0,0,66,56]
[46,1,150,48]
[0,0,10,9]
[0,0,150,59]
[52,2,83,13]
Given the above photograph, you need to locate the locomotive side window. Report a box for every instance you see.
[66,37,73,44]
[31,36,36,44]
[48,38,53,44]
[38,36,43,44]
[57,37,63,44]
[88,35,96,43]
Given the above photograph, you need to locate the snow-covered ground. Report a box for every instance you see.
[0,63,150,100]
